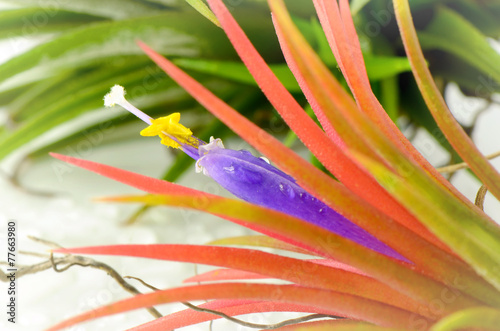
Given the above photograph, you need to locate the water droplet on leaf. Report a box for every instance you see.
[259,156,270,164]
[278,183,296,199]
[223,165,235,173]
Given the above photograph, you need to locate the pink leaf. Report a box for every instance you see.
[54,243,422,315]
[127,299,334,331]
[184,259,367,283]
[46,283,430,331]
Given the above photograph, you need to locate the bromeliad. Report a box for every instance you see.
[45,0,500,329]
[104,84,407,262]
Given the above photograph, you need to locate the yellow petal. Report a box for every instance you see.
[140,113,194,149]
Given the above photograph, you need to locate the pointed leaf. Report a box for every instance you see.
[183,0,220,26]
[0,8,105,40]
[394,0,500,202]
[277,320,403,331]
[351,150,500,300]
[183,268,268,282]
[174,58,301,91]
[350,0,371,16]
[45,283,431,331]
[9,57,149,121]
[208,235,315,255]
[269,0,445,248]
[135,42,475,286]
[55,243,418,313]
[312,0,471,206]
[184,258,367,283]
[0,0,162,20]
[313,0,390,130]
[127,299,334,331]
[50,155,479,313]
[203,0,359,167]
[99,193,479,312]
[418,6,500,85]
[364,56,412,81]
[430,307,500,331]
[0,12,234,92]
[0,64,183,160]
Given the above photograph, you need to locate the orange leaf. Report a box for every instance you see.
[55,243,424,316]
[45,283,432,331]
[127,300,334,331]
[269,0,447,251]
[134,43,475,287]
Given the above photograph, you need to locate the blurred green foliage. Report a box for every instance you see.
[0,0,499,195]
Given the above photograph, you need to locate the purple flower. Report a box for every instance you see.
[105,85,407,262]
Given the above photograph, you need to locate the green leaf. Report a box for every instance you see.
[0,64,191,160]
[0,10,281,92]
[7,73,74,122]
[396,0,500,202]
[173,58,302,92]
[8,56,150,122]
[350,0,371,16]
[394,0,500,274]
[173,56,411,93]
[0,83,33,107]
[400,77,455,156]
[0,13,230,92]
[183,0,220,26]
[353,149,500,296]
[447,0,500,37]
[408,0,451,10]
[311,17,337,67]
[430,307,500,331]
[0,0,163,20]
[428,53,500,97]
[0,8,106,40]
[364,56,413,81]
[418,6,500,86]
[379,76,399,122]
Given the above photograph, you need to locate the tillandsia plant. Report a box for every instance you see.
[2,0,500,204]
[37,0,500,330]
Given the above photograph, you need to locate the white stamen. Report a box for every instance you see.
[104,85,153,125]
[195,137,225,176]
[103,84,125,107]
[195,159,207,175]
[198,137,225,157]
[195,158,211,176]
[259,156,270,164]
